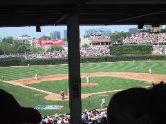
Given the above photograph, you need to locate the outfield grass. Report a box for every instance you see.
[0,65,68,80]
[81,60,166,74]
[0,60,165,80]
[30,77,148,93]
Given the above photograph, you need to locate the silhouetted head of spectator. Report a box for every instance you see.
[0,89,41,124]
[107,81,166,124]
[150,81,166,123]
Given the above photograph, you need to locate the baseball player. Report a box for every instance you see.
[35,73,38,80]
[1,75,4,80]
[60,90,65,100]
[101,98,106,108]
[149,68,152,74]
[86,73,90,84]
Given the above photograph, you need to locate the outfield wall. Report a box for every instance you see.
[0,55,166,66]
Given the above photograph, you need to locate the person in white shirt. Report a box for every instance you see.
[149,67,152,74]
[35,73,38,80]
[86,73,90,83]
[101,98,106,108]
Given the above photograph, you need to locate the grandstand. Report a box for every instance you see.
[123,32,166,44]
[1,32,166,60]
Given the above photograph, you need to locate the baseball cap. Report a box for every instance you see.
[0,89,41,124]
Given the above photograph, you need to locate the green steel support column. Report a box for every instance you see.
[67,9,82,124]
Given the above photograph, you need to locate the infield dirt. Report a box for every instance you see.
[8,72,166,101]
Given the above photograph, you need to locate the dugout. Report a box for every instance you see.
[0,0,166,123]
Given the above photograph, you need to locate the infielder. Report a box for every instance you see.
[86,73,90,83]
[149,68,152,74]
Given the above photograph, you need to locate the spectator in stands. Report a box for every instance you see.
[107,81,166,124]
[0,89,41,124]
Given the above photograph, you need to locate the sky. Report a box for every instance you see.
[0,25,137,38]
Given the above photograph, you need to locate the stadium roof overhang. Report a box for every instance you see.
[0,0,166,26]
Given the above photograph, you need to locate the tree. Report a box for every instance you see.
[0,37,34,54]
[82,43,89,48]
[0,48,3,55]
[0,37,2,42]
[17,44,30,53]
[110,31,131,44]
[39,35,51,40]
[0,42,16,54]
[31,47,45,53]
[2,37,13,44]
[0,37,17,54]
[47,46,64,52]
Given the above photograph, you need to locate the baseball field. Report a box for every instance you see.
[0,60,166,115]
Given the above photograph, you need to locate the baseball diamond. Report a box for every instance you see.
[0,60,166,115]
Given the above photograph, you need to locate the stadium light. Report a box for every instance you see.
[36,25,41,32]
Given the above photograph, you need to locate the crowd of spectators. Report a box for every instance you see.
[40,108,107,124]
[152,45,166,55]
[121,32,166,55]
[25,45,110,59]
[25,50,68,59]
[123,32,166,44]
[0,54,24,59]
[81,108,107,124]
[80,45,110,57]
[41,114,70,124]
[0,45,110,59]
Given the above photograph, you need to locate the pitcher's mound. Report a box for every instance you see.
[81,82,98,87]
